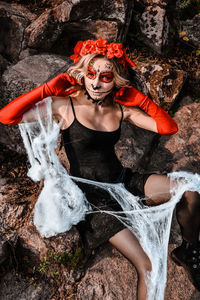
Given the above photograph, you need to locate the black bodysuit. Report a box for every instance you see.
[61,97,124,183]
[60,97,151,250]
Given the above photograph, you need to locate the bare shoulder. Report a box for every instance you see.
[51,96,69,108]
[51,96,70,117]
[122,105,143,121]
[121,104,157,132]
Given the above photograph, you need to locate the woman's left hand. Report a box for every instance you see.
[114,86,178,135]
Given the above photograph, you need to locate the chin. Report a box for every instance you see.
[92,95,105,100]
[89,92,106,101]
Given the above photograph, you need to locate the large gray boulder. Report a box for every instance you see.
[0,54,70,153]
[139,5,170,54]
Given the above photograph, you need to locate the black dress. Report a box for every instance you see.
[60,97,151,250]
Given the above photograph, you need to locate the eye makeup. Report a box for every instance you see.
[99,72,114,83]
[86,66,96,79]
[86,66,114,83]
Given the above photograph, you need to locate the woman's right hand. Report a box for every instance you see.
[0,73,79,125]
[46,73,79,96]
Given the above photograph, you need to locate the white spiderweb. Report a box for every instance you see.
[19,97,200,300]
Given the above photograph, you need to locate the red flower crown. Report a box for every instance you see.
[70,37,136,69]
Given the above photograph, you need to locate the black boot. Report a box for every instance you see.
[171,240,200,291]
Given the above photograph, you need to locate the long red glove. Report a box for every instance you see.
[0,73,78,125]
[114,86,178,135]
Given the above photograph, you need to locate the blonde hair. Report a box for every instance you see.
[67,53,130,89]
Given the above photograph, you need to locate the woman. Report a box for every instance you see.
[0,37,200,299]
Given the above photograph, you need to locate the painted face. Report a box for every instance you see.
[84,57,115,101]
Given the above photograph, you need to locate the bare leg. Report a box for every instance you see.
[144,174,171,205]
[109,174,200,297]
[144,174,200,244]
[109,228,152,300]
[144,174,200,290]
[108,175,170,300]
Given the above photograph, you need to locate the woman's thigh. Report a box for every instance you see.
[144,174,172,205]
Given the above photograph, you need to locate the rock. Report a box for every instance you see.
[0,1,37,61]
[0,54,9,75]
[17,223,80,270]
[141,0,169,4]
[139,5,170,54]
[23,0,134,55]
[76,242,198,299]
[135,61,186,110]
[57,19,120,56]
[18,48,38,61]
[146,101,200,174]
[0,175,83,296]
[69,0,128,24]
[66,0,134,44]
[181,15,200,47]
[69,19,119,41]
[0,270,51,300]
[0,54,70,153]
[0,53,70,105]
[0,1,36,21]
[53,19,120,56]
[165,244,198,299]
[0,235,9,264]
[53,0,81,22]
[76,244,137,299]
[24,9,62,51]
[0,178,36,233]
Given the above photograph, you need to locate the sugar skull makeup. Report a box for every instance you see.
[84,57,115,101]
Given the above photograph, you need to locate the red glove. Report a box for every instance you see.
[114,86,178,135]
[0,73,79,125]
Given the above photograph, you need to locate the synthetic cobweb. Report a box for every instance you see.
[19,97,200,300]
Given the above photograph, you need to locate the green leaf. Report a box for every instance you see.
[196,50,200,56]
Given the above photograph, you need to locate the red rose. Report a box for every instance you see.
[113,43,123,50]
[106,44,115,58]
[80,40,97,55]
[74,41,83,54]
[108,43,123,58]
[96,36,108,48]
[106,50,114,58]
[114,49,124,58]
[90,43,97,53]
[95,46,107,55]
[70,54,81,62]
[70,38,136,68]
[70,40,83,62]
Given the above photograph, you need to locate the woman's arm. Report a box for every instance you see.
[115,87,178,135]
[123,106,158,133]
[17,96,67,124]
[0,73,78,125]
